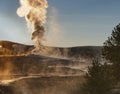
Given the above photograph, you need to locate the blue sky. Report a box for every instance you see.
[0,0,120,47]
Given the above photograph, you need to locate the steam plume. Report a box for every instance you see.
[43,7,63,46]
[17,0,48,47]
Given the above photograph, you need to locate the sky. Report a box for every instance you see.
[0,0,120,47]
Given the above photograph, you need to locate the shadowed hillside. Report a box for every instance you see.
[0,41,102,60]
[0,55,89,79]
[0,76,84,94]
[0,40,103,94]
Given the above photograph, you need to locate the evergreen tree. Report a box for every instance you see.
[81,59,113,94]
[103,24,120,81]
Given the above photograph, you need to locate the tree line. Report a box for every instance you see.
[81,24,120,94]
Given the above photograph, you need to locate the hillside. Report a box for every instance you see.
[0,40,103,94]
[0,40,102,60]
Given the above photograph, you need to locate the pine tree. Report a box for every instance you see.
[103,24,120,81]
[81,59,113,94]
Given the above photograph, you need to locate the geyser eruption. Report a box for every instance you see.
[17,0,48,48]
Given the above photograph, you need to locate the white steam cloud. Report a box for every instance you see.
[17,0,48,47]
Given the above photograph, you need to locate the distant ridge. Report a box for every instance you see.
[0,40,102,59]
[0,40,33,50]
